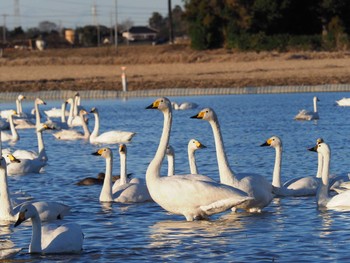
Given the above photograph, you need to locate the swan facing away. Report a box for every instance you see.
[89,107,135,144]
[0,156,71,222]
[191,107,273,212]
[93,146,152,203]
[14,202,83,254]
[308,142,350,209]
[261,136,320,196]
[145,97,253,221]
[335,97,350,106]
[294,96,320,121]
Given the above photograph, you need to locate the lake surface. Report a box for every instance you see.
[1,92,350,262]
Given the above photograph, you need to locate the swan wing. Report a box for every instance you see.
[115,183,152,203]
[6,158,46,175]
[53,129,83,140]
[13,149,38,160]
[327,190,350,208]
[32,202,71,221]
[94,130,135,144]
[285,176,319,195]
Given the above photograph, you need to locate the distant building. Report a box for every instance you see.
[122,26,158,42]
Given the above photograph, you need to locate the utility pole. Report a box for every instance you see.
[2,14,7,44]
[168,0,174,44]
[14,0,21,28]
[114,0,118,52]
[92,1,100,47]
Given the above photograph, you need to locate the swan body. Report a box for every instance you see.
[1,111,19,142]
[145,97,253,221]
[89,107,135,144]
[261,136,319,196]
[0,95,25,119]
[0,156,71,222]
[53,109,90,140]
[336,97,350,106]
[171,102,198,110]
[44,102,69,119]
[14,203,83,254]
[191,108,273,212]
[14,97,46,129]
[309,142,350,209]
[66,98,86,127]
[294,96,320,120]
[94,146,152,203]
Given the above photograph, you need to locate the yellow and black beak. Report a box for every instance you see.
[8,154,21,163]
[196,142,206,149]
[308,145,318,152]
[119,144,126,153]
[190,111,204,119]
[146,100,160,110]
[92,148,104,156]
[260,141,270,147]
[14,211,26,227]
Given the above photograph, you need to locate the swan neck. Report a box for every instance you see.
[92,113,100,137]
[37,130,47,161]
[100,156,113,202]
[16,100,20,114]
[8,115,19,141]
[120,153,127,185]
[321,150,330,188]
[209,118,236,185]
[167,154,175,176]
[146,108,172,182]
[272,145,282,188]
[29,215,42,253]
[34,101,41,127]
[313,98,318,113]
[61,103,66,123]
[67,101,74,125]
[80,113,90,138]
[73,97,79,117]
[188,148,198,174]
[316,153,323,178]
[0,166,14,218]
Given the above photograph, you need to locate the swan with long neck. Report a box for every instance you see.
[309,142,350,208]
[0,156,71,222]
[89,107,135,144]
[294,96,320,121]
[145,97,253,221]
[94,146,152,203]
[66,98,86,128]
[1,111,19,142]
[261,136,320,196]
[191,108,273,212]
[13,98,45,129]
[53,109,90,140]
[14,202,83,254]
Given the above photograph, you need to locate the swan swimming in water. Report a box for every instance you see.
[261,136,320,196]
[1,111,19,142]
[93,146,152,203]
[308,141,350,209]
[294,96,320,121]
[89,107,135,144]
[14,202,83,254]
[335,97,350,107]
[191,107,273,212]
[0,155,70,222]
[145,97,253,221]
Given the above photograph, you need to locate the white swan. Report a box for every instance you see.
[94,146,152,203]
[166,139,206,175]
[145,97,253,221]
[0,155,71,222]
[14,98,46,129]
[44,101,69,119]
[66,98,86,128]
[261,136,320,196]
[171,101,198,110]
[44,102,70,130]
[0,94,25,119]
[89,107,135,144]
[6,124,50,175]
[188,139,206,174]
[191,108,273,212]
[53,109,90,140]
[294,96,320,120]
[1,111,19,142]
[14,202,83,254]
[309,142,350,209]
[335,97,350,106]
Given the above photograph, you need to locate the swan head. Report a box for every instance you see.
[35,98,46,105]
[90,107,98,114]
[308,142,330,155]
[18,94,26,101]
[119,144,127,155]
[166,145,174,156]
[92,147,112,159]
[190,108,217,122]
[316,138,324,144]
[79,109,88,116]
[36,123,52,132]
[66,98,74,104]
[146,97,171,112]
[314,96,320,102]
[14,202,37,227]
[188,139,206,151]
[260,136,282,148]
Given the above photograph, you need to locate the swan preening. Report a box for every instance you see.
[191,107,273,212]
[89,107,135,144]
[14,203,83,254]
[308,142,350,209]
[294,96,320,121]
[261,136,320,196]
[93,146,152,203]
[145,97,253,221]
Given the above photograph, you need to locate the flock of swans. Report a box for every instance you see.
[1,93,350,257]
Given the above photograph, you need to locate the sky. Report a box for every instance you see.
[1,0,184,29]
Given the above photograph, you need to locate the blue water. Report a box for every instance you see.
[1,92,350,262]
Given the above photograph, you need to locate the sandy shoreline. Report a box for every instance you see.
[1,46,350,94]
